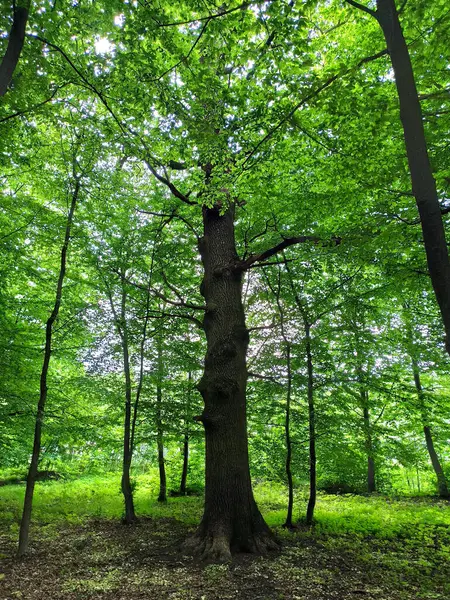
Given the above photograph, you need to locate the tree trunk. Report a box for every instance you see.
[375,0,450,355]
[305,322,316,525]
[120,282,136,524]
[0,1,30,96]
[187,205,277,561]
[180,371,192,495]
[18,177,80,556]
[156,335,167,503]
[284,343,294,529]
[411,358,449,498]
[180,432,189,495]
[105,273,136,524]
[361,392,376,493]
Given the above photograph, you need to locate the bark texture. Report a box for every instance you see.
[0,2,30,96]
[18,177,80,556]
[375,0,450,355]
[188,205,277,561]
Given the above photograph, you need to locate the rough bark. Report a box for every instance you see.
[18,177,80,556]
[186,205,277,561]
[0,1,30,96]
[156,335,167,503]
[375,0,450,355]
[411,358,449,498]
[305,322,316,525]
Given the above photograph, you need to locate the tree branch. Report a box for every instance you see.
[157,2,249,27]
[0,84,68,123]
[344,0,377,18]
[240,49,387,171]
[239,235,341,271]
[143,160,196,206]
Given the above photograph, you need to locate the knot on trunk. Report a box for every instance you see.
[193,412,224,430]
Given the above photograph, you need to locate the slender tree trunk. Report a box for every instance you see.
[105,275,136,524]
[375,0,450,355]
[180,371,192,495]
[186,205,277,561]
[284,344,294,529]
[18,177,80,556]
[411,357,449,498]
[361,391,376,493]
[180,432,189,495]
[156,335,167,503]
[130,278,152,457]
[0,1,30,96]
[305,322,316,525]
[119,278,136,524]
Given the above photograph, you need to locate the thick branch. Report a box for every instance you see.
[239,235,340,271]
[344,0,377,18]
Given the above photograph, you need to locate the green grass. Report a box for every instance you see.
[1,472,449,545]
[1,475,449,599]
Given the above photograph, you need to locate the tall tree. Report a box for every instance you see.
[344,0,450,355]
[18,161,81,556]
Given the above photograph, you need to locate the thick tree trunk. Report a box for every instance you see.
[186,205,277,561]
[0,1,30,96]
[156,337,167,503]
[305,323,316,525]
[411,358,449,498]
[284,344,294,529]
[375,0,450,355]
[18,178,80,556]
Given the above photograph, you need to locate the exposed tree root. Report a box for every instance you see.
[183,528,280,563]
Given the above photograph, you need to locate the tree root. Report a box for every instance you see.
[182,529,280,563]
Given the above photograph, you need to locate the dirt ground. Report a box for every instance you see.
[0,517,448,600]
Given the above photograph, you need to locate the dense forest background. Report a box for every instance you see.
[0,0,449,596]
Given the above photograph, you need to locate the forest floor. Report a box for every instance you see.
[0,476,449,600]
